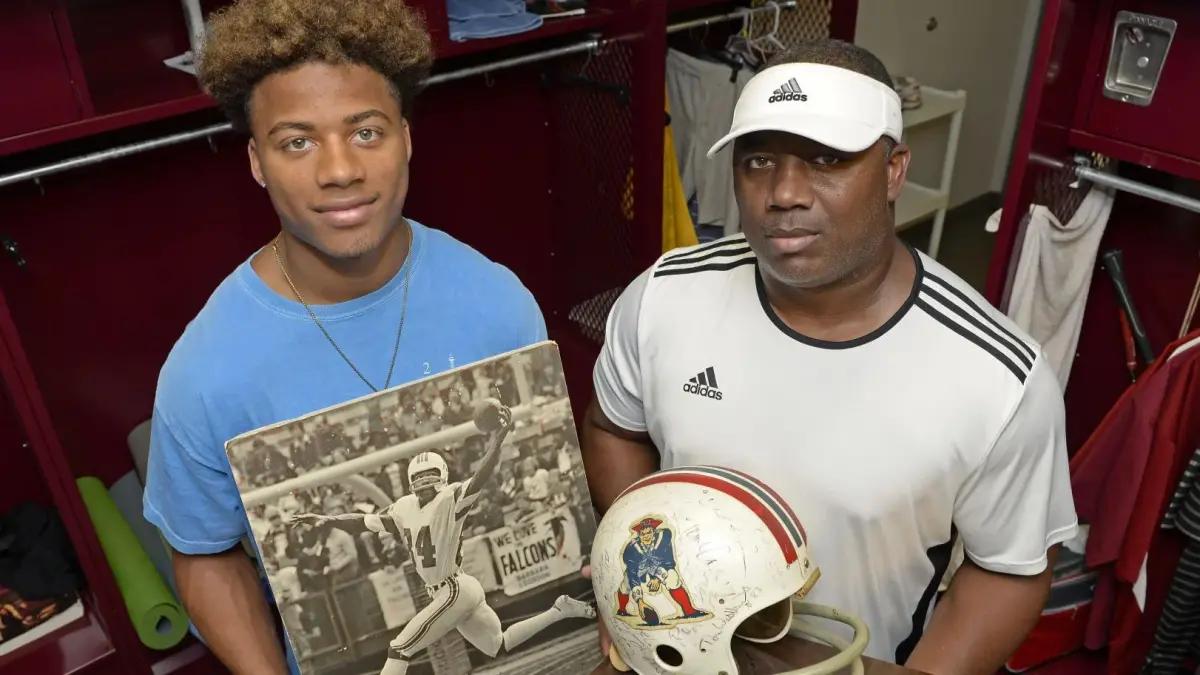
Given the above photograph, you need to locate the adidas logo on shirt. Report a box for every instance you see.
[768,78,808,103]
[683,367,723,400]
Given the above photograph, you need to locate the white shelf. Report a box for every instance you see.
[893,82,967,258]
[902,86,967,130]
[895,182,949,231]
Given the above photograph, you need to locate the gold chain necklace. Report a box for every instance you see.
[271,231,412,393]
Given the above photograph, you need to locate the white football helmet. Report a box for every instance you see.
[591,466,869,675]
[407,451,449,492]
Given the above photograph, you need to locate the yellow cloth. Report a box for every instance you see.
[621,94,699,253]
[662,95,698,252]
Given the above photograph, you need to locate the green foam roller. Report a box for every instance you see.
[76,476,189,650]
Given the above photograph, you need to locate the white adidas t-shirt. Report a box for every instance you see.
[593,234,1079,664]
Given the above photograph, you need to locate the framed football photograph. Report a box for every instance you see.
[226,341,600,675]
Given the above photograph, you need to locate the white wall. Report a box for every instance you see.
[854,0,1043,208]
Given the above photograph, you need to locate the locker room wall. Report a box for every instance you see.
[853,0,1043,208]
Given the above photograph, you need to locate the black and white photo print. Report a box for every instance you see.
[226,342,599,675]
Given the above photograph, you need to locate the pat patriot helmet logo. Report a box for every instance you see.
[612,514,711,629]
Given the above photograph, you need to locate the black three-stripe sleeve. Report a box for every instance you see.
[654,257,756,278]
[661,235,747,262]
[920,285,1033,370]
[916,299,1027,384]
[916,279,1036,384]
[657,245,753,268]
[925,273,1036,362]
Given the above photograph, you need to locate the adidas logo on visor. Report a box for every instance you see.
[768,77,808,103]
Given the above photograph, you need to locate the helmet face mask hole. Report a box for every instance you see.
[410,468,443,490]
[735,597,792,643]
[655,644,684,669]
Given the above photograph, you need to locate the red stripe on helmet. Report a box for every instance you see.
[718,466,808,544]
[627,472,797,564]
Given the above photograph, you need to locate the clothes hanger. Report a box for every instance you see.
[681,9,748,75]
[720,9,760,70]
[727,7,752,52]
[753,2,787,58]
[1180,251,1200,339]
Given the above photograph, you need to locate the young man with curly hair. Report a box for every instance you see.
[141,1,547,672]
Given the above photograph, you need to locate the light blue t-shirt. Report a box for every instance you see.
[142,220,545,671]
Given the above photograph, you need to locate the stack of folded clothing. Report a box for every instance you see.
[447,0,543,42]
[525,0,588,18]
[0,584,79,647]
[893,75,922,110]
[0,502,84,653]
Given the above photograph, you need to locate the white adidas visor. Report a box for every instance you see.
[707,62,903,157]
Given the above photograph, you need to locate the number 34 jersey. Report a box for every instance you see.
[385,482,481,586]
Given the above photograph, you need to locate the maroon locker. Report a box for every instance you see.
[0,1,86,139]
[990,2,1200,671]
[0,1,858,673]
[1073,1,1200,173]
[990,0,1200,451]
